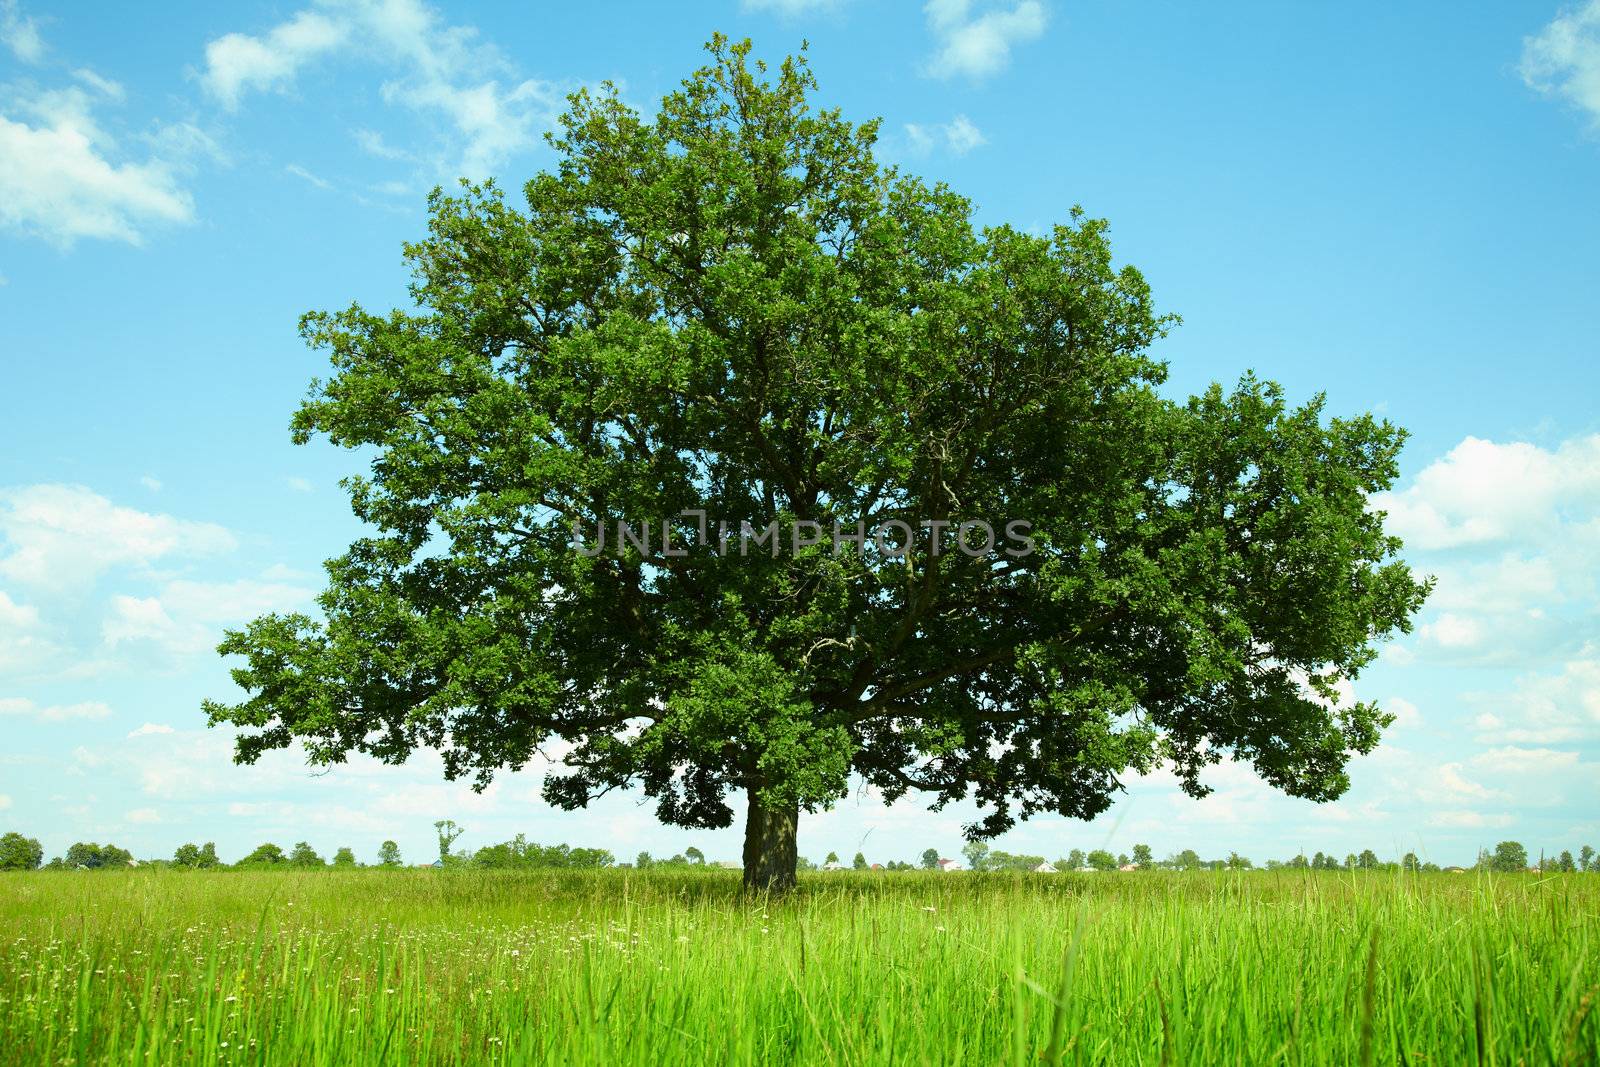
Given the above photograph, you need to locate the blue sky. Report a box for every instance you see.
[2,0,1598,868]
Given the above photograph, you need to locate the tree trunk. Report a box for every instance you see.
[741,790,799,892]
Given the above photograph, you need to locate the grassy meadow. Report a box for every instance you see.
[0,868,1596,1065]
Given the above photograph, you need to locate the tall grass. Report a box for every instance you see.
[1,868,1595,1064]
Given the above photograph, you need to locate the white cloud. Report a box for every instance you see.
[202,10,349,110]
[944,114,987,153]
[0,88,196,247]
[0,484,236,591]
[71,68,125,102]
[125,807,161,824]
[1521,0,1600,126]
[1373,435,1600,551]
[139,475,163,493]
[103,577,313,657]
[1434,762,1504,802]
[202,0,566,177]
[923,0,1047,80]
[127,722,175,738]
[0,589,40,631]
[0,0,43,64]
[0,794,10,810]
[1471,658,1600,745]
[1471,745,1581,775]
[286,476,315,493]
[905,114,988,156]
[0,698,113,722]
[1376,435,1600,664]
[284,164,332,190]
[1386,696,1421,729]
[1427,809,1514,829]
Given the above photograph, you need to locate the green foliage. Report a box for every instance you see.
[172,843,220,869]
[984,851,1048,872]
[1131,844,1153,868]
[433,821,465,867]
[0,869,1594,1064]
[1086,849,1117,872]
[204,37,1429,888]
[332,847,358,867]
[58,843,132,870]
[287,842,325,869]
[472,834,613,870]
[851,852,868,871]
[1492,841,1529,873]
[237,843,286,868]
[0,833,43,871]
[920,848,940,870]
[376,841,402,867]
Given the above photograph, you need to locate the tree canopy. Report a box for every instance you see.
[206,36,1428,890]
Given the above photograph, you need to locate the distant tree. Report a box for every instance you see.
[0,832,43,871]
[196,842,219,868]
[1172,849,1200,871]
[1401,852,1420,872]
[377,840,402,867]
[796,855,817,871]
[1311,851,1327,869]
[239,843,286,867]
[1491,841,1528,873]
[287,842,325,868]
[433,820,465,866]
[1086,849,1116,871]
[332,846,358,867]
[824,851,840,866]
[1343,853,1357,870]
[920,848,941,870]
[635,851,654,869]
[852,851,868,870]
[1131,844,1153,869]
[685,846,705,865]
[62,842,131,869]
[1581,845,1596,872]
[173,843,201,868]
[1356,849,1379,870]
[1286,854,1308,869]
[961,841,991,872]
[1226,852,1252,870]
[1068,848,1089,870]
[1556,850,1574,873]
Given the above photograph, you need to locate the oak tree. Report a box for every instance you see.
[206,38,1428,891]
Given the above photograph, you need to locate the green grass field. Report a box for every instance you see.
[1,869,1595,1065]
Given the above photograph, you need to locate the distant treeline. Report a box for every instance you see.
[1,829,1595,874]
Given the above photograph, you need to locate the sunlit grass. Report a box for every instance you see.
[1,868,1595,1064]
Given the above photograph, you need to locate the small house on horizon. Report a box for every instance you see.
[1033,860,1058,873]
[936,858,963,872]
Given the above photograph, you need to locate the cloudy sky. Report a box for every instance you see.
[2,0,1598,868]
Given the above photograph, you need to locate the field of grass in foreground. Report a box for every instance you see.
[0,868,1596,1065]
